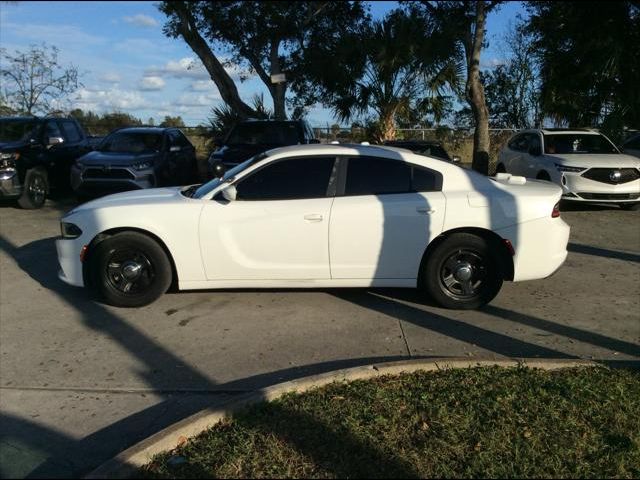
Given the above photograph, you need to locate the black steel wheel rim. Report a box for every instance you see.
[29,175,46,205]
[105,248,155,295]
[439,249,487,299]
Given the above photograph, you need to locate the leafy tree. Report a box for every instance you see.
[410,1,501,172]
[315,9,461,142]
[159,115,185,127]
[526,1,640,142]
[159,1,367,120]
[0,43,82,115]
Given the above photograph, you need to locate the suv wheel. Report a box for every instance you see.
[18,168,48,209]
[89,232,172,307]
[422,233,503,310]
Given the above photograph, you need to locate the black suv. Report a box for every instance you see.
[208,119,319,177]
[383,140,461,163]
[70,127,197,196]
[0,116,90,208]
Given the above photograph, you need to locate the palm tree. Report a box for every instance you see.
[331,10,462,142]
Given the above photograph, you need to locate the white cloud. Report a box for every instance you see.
[172,93,221,108]
[1,21,105,46]
[123,14,158,28]
[190,80,214,92]
[139,76,166,91]
[481,57,507,69]
[99,72,121,84]
[73,87,151,111]
[146,57,250,82]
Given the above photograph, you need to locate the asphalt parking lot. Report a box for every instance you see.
[1,195,639,478]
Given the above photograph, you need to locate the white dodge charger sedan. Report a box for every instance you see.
[497,129,640,209]
[56,144,570,310]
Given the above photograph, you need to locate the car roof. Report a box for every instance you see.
[0,116,43,122]
[263,142,450,161]
[383,139,444,146]
[518,128,600,135]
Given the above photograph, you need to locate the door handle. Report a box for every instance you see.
[416,207,436,214]
[304,213,323,222]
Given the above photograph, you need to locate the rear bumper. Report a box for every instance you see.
[496,217,570,282]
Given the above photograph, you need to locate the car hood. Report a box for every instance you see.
[211,144,272,164]
[0,140,29,152]
[548,153,640,168]
[78,150,159,167]
[65,186,187,216]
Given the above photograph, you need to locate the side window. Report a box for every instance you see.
[345,157,411,196]
[175,130,192,148]
[508,134,529,152]
[61,121,82,143]
[44,121,62,140]
[236,156,336,201]
[527,133,541,152]
[625,135,640,150]
[412,167,441,192]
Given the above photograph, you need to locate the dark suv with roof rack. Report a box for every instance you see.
[70,126,197,196]
[0,116,91,208]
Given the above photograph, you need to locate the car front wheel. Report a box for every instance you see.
[17,167,48,209]
[422,233,503,310]
[89,232,172,307]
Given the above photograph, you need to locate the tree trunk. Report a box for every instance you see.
[270,41,287,120]
[376,111,396,143]
[173,4,257,120]
[466,1,490,175]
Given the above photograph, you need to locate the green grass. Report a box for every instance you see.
[141,366,640,479]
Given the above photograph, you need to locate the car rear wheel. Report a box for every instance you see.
[422,233,503,310]
[89,232,172,307]
[17,167,48,209]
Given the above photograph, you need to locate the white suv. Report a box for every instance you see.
[497,129,640,210]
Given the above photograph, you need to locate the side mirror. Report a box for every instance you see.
[529,144,542,156]
[48,136,64,147]
[452,155,461,163]
[221,184,237,202]
[210,160,226,178]
[169,145,181,153]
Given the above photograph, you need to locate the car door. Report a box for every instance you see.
[198,155,338,280]
[41,119,77,189]
[329,156,446,280]
[166,129,196,185]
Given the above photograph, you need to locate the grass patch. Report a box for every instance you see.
[141,366,640,478]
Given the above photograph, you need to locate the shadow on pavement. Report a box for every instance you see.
[568,242,640,263]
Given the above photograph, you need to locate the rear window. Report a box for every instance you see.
[0,120,39,142]
[345,157,441,195]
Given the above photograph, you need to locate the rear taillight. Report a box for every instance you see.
[552,202,561,218]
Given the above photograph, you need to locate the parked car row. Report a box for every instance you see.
[0,116,199,208]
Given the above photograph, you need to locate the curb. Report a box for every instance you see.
[86,357,598,479]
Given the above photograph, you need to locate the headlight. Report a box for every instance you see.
[60,222,83,239]
[0,152,18,169]
[133,160,153,171]
[555,163,586,173]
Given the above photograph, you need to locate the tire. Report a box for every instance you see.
[620,202,640,211]
[495,163,506,174]
[17,168,48,209]
[536,171,551,181]
[88,232,172,307]
[422,233,504,310]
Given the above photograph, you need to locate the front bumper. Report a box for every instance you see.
[56,236,86,287]
[71,164,157,194]
[558,171,640,203]
[0,169,23,198]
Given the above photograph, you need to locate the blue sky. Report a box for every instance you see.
[0,1,526,127]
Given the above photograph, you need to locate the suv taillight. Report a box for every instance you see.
[552,202,561,218]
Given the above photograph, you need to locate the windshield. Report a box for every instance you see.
[543,133,618,154]
[226,123,300,146]
[98,131,163,153]
[0,120,39,143]
[191,152,269,199]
